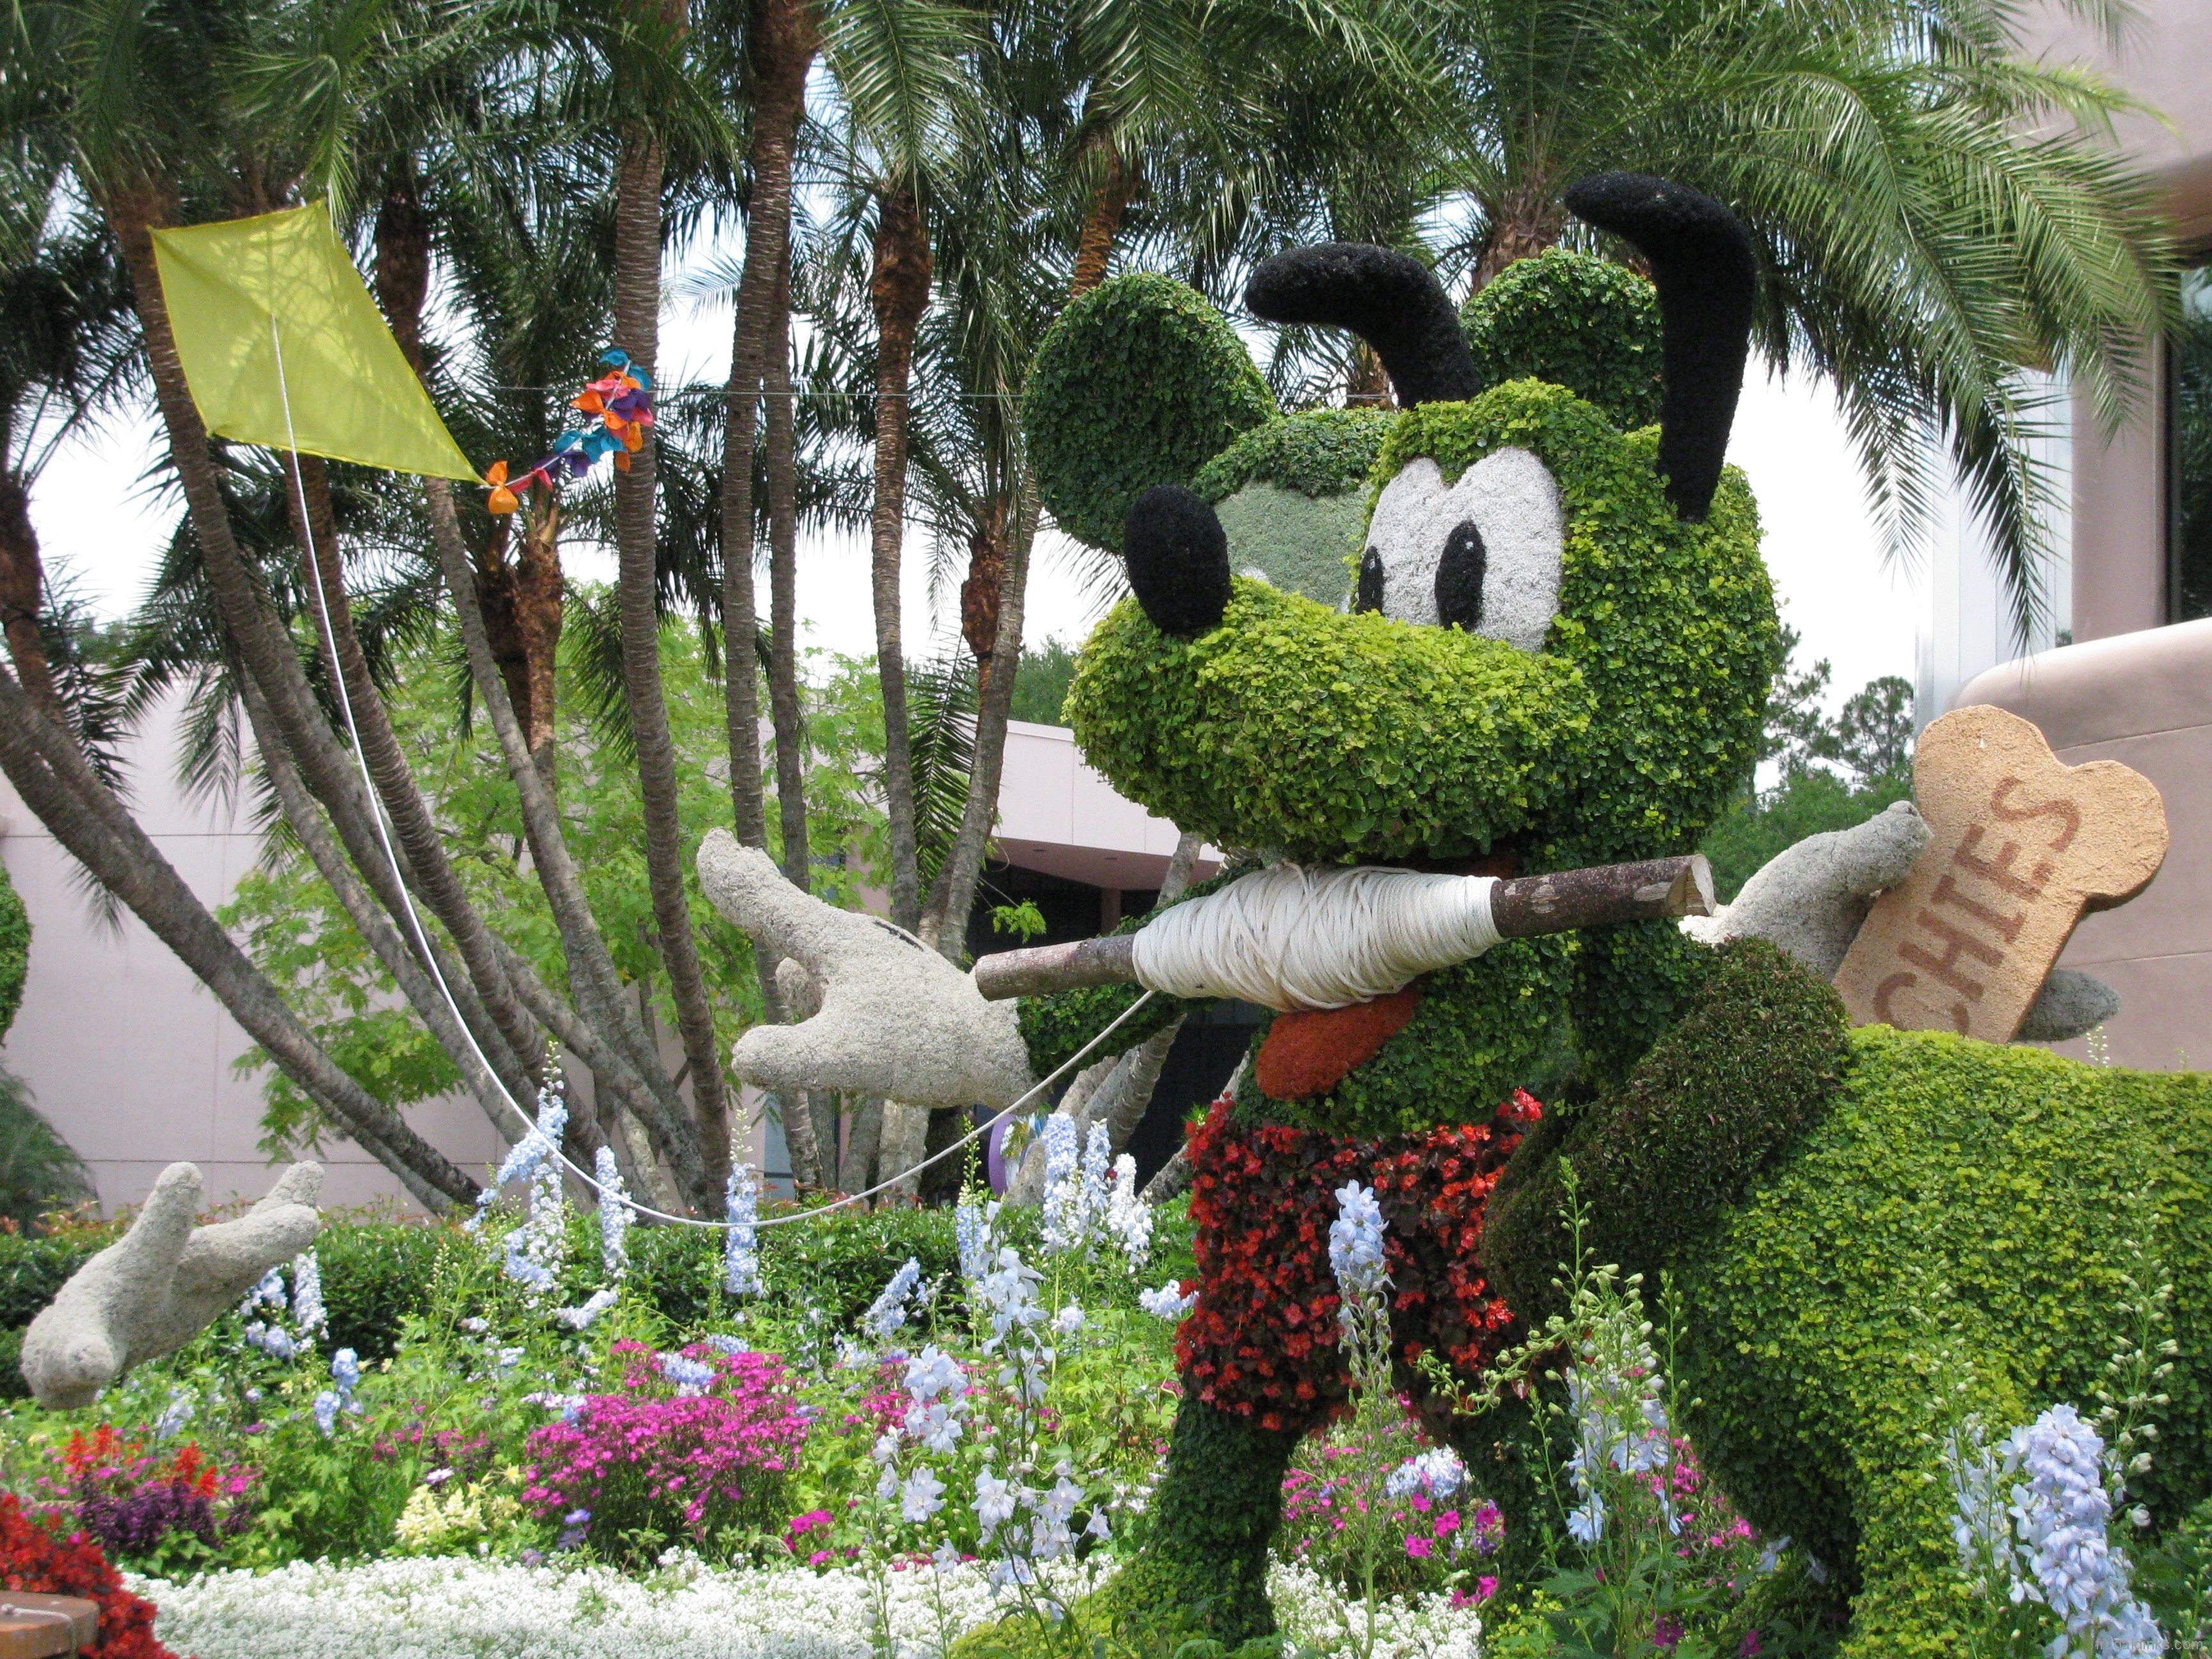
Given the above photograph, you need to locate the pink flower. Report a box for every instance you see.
[1404,1535,1434,1559]
[1434,1509,1461,1536]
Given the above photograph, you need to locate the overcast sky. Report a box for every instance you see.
[31,298,1924,719]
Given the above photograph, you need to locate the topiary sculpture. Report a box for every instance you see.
[698,173,2149,1655]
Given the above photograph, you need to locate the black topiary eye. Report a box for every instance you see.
[1355,547,1384,613]
[1435,518,1486,630]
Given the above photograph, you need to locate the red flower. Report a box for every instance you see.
[0,1493,177,1658]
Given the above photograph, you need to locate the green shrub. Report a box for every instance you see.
[1025,273,1273,553]
[0,1231,95,1330]
[316,1220,449,1363]
[1699,765,1915,902]
[1460,249,1662,431]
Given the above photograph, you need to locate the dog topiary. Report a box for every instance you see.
[698,173,2159,1655]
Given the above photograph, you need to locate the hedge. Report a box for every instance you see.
[1459,248,1663,432]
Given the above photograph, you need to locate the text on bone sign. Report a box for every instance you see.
[1875,777,2078,1033]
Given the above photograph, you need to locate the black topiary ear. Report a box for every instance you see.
[1026,275,1275,553]
[1243,244,1478,407]
[1124,485,1231,637]
[1562,173,1756,522]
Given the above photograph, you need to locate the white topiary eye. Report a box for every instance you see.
[1356,448,1564,651]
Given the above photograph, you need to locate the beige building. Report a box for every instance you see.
[1952,0,2212,1068]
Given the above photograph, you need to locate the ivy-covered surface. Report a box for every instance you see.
[1025,273,1274,554]
[1193,408,1391,502]
[0,856,27,1039]
[1459,248,1663,431]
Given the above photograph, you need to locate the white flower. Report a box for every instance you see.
[900,1468,947,1524]
[153,1390,195,1441]
[955,1202,997,1283]
[1384,1446,1466,1501]
[1038,1475,1083,1527]
[1052,1305,1085,1336]
[903,1346,964,1404]
[974,1248,1043,1337]
[554,1288,620,1331]
[1327,1180,1387,1301]
[291,1252,326,1335]
[903,1401,965,1456]
[1104,1153,1153,1270]
[1039,1114,1086,1253]
[1138,1281,1198,1320]
[1566,1491,1605,1546]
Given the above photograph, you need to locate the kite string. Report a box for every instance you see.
[269,317,1146,1231]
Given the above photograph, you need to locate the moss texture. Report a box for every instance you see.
[1461,248,1663,431]
[1026,273,1274,554]
[1212,483,1366,605]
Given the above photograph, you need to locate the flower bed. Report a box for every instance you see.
[130,1554,1482,1659]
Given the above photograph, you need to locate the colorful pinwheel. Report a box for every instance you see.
[485,349,654,514]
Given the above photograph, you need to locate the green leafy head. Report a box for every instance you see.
[1033,175,1778,872]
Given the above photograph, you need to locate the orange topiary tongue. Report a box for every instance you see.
[1254,982,1425,1102]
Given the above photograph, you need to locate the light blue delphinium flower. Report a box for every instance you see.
[1385,1445,1467,1501]
[723,1166,763,1297]
[658,1352,717,1395]
[1040,1115,1084,1253]
[2003,1404,2164,1658]
[595,1147,632,1281]
[553,1287,620,1330]
[863,1258,924,1340]
[289,1253,325,1335]
[1139,1281,1197,1319]
[956,1200,997,1282]
[312,1390,341,1436]
[1327,1180,1386,1302]
[474,1086,568,1232]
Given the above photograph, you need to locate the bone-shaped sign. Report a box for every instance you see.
[1833,705,2167,1041]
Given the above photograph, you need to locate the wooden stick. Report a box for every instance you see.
[971,854,1715,1001]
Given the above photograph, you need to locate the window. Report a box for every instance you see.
[2170,263,2212,621]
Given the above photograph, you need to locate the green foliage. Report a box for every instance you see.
[1242,938,1575,1137]
[0,1230,97,1329]
[315,1221,448,1363]
[220,618,892,1151]
[1700,766,1914,902]
[1568,922,1720,1089]
[1025,273,1274,554]
[0,859,24,1040]
[1191,408,1391,502]
[2132,1493,2212,1647]
[1070,381,1775,869]
[1484,938,1850,1326]
[1459,250,1663,431]
[1008,636,1078,726]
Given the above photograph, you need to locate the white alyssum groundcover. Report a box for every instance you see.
[131,1553,1484,1659]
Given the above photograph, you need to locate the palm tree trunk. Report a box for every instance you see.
[869,186,932,933]
[1070,147,1134,298]
[919,476,1033,954]
[0,662,475,1208]
[611,118,736,1198]
[1472,193,1566,287]
[764,269,811,894]
[0,474,58,715]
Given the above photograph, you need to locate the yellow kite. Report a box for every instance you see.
[152,202,478,481]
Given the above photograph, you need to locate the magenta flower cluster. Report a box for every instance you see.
[521,1342,810,1554]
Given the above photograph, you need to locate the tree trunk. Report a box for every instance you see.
[611,118,735,1197]
[1345,344,1393,408]
[426,479,714,1210]
[840,1094,885,1195]
[0,663,476,1208]
[281,451,542,1107]
[918,477,1033,954]
[721,0,815,853]
[1472,193,1566,287]
[0,473,58,715]
[476,509,565,792]
[869,186,932,933]
[764,267,810,893]
[1070,148,1134,299]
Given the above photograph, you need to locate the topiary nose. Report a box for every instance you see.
[1124,485,1231,637]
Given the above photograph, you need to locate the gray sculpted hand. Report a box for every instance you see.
[1683,799,2119,1040]
[22,1161,322,1409]
[697,831,1035,1108]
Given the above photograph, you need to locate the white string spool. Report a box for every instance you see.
[1128,863,1502,1011]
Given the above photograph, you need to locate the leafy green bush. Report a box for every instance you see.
[0,1230,95,1330]
[316,1220,449,1363]
[0,858,24,1039]
[0,1070,93,1237]
[1025,273,1273,553]
[1008,636,1079,726]
[1459,249,1662,431]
